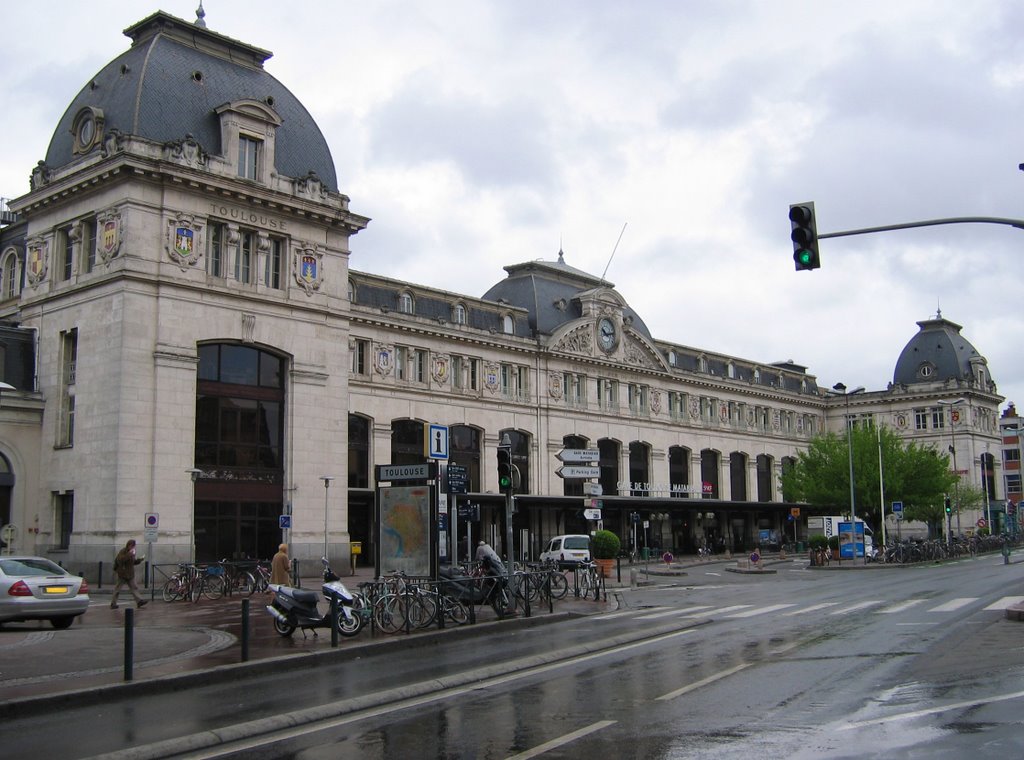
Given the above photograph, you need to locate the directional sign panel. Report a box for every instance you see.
[556,449,600,463]
[556,465,601,479]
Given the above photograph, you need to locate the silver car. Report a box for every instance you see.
[0,556,90,629]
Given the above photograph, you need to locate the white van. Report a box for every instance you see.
[539,534,591,568]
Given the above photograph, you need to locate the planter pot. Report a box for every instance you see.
[595,558,615,578]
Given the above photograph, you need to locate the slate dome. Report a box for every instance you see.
[44,10,338,192]
[893,314,993,388]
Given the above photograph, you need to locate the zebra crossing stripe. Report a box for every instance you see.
[725,604,797,618]
[983,596,1024,611]
[929,598,975,612]
[829,600,883,615]
[876,599,925,614]
[781,602,840,616]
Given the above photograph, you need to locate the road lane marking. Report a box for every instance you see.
[656,662,753,701]
[506,720,617,759]
[725,604,797,618]
[929,597,975,612]
[839,687,1024,729]
[175,628,698,759]
[984,596,1024,610]
[781,602,840,616]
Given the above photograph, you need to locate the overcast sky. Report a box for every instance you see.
[3,1,1023,414]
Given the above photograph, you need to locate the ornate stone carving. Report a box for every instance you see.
[165,133,207,167]
[554,325,593,355]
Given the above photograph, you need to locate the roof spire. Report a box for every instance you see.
[195,1,207,28]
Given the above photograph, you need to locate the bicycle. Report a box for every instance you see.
[189,564,226,602]
[373,571,438,634]
[575,559,600,600]
[220,559,256,597]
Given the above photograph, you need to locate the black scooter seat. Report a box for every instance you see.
[289,588,320,605]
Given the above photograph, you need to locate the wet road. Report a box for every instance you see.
[4,556,1024,758]
[198,556,1024,760]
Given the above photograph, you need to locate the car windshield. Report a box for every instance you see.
[0,558,67,576]
[563,537,590,550]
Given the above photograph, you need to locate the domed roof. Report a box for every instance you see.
[893,314,992,387]
[44,10,338,191]
[481,251,652,340]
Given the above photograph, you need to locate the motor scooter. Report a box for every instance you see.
[266,558,363,638]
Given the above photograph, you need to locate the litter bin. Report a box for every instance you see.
[350,541,362,571]
[641,547,650,560]
[797,541,805,553]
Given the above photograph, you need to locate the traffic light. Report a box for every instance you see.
[789,202,820,271]
[497,448,513,495]
[944,496,952,515]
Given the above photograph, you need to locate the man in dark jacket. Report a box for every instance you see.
[111,539,148,609]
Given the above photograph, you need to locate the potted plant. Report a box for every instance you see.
[591,529,621,578]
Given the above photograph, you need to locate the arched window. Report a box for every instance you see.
[348,414,371,489]
[194,343,285,562]
[700,449,720,499]
[598,439,620,497]
[729,452,748,501]
[451,424,482,491]
[756,454,773,502]
[453,303,467,325]
[669,446,690,498]
[1,249,18,300]
[502,314,514,334]
[629,442,651,497]
[562,434,589,497]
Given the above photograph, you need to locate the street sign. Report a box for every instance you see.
[790,507,800,517]
[425,424,449,460]
[145,512,159,528]
[588,482,603,496]
[279,514,292,529]
[978,518,988,528]
[457,503,480,521]
[446,463,469,494]
[556,465,600,479]
[376,462,438,481]
[584,508,602,520]
[143,527,158,543]
[556,448,600,463]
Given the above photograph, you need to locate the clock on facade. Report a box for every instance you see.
[597,317,618,352]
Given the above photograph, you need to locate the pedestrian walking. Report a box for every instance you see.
[111,539,147,609]
[270,543,290,586]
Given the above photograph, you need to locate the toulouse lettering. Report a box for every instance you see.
[209,203,287,231]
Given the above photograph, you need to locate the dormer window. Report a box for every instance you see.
[398,291,414,314]
[453,303,467,325]
[215,100,281,186]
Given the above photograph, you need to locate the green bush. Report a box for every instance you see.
[808,534,829,550]
[592,529,621,559]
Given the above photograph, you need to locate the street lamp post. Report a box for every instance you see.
[938,398,966,542]
[185,468,202,563]
[833,383,865,560]
[320,476,335,562]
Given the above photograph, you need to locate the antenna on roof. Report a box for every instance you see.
[601,222,628,282]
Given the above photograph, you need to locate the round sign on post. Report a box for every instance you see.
[145,512,159,529]
[977,518,988,528]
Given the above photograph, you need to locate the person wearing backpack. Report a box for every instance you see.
[111,539,148,609]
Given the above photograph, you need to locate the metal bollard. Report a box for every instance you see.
[330,594,339,648]
[123,608,134,681]
[240,599,250,662]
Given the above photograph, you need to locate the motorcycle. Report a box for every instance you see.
[266,557,363,638]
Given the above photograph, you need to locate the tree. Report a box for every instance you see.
[781,424,958,538]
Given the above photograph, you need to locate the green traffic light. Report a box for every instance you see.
[796,249,813,266]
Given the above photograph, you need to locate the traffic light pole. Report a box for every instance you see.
[818,216,1024,240]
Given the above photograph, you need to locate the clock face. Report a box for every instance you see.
[598,318,617,352]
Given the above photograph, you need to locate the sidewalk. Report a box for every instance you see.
[0,563,615,704]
